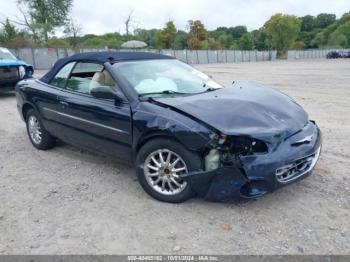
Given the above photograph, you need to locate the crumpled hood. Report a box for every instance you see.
[154,81,308,142]
[0,59,28,67]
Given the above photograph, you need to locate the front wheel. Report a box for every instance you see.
[136,138,202,203]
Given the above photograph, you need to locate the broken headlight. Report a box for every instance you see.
[204,135,268,171]
[229,136,268,155]
[19,66,26,79]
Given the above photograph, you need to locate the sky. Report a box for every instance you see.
[1,0,350,35]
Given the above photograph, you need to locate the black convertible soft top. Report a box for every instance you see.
[40,51,174,84]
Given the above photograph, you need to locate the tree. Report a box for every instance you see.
[156,21,177,49]
[201,37,222,50]
[0,19,18,43]
[228,26,248,39]
[264,13,301,52]
[124,9,135,38]
[314,13,336,29]
[216,33,233,49]
[80,37,106,48]
[17,0,73,43]
[0,18,33,48]
[134,28,158,48]
[252,29,268,50]
[64,18,82,48]
[300,15,315,32]
[238,33,254,50]
[311,23,338,47]
[330,21,350,47]
[47,37,69,48]
[187,20,207,49]
[173,30,188,49]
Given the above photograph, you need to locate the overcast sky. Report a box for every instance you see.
[1,0,350,35]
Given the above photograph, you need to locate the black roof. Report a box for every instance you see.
[68,51,173,63]
[41,51,174,83]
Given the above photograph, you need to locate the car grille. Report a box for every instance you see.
[0,66,19,83]
[276,147,321,183]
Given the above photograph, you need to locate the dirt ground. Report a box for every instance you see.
[0,59,349,255]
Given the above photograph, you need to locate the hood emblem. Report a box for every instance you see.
[292,134,313,146]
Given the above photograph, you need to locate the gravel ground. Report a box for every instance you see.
[0,59,349,255]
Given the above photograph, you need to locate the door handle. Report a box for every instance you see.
[59,101,69,107]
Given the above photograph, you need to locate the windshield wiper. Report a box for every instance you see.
[138,90,190,97]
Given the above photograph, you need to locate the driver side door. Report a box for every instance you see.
[52,62,133,161]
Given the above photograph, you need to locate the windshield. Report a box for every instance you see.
[0,48,16,60]
[112,59,223,97]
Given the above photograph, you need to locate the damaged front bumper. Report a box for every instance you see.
[181,121,322,201]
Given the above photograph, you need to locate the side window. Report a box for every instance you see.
[66,62,116,95]
[50,62,75,88]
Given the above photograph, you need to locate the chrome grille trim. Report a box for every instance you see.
[276,146,321,184]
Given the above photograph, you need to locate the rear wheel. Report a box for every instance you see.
[136,138,202,203]
[26,109,56,150]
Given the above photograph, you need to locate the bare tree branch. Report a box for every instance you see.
[125,9,134,36]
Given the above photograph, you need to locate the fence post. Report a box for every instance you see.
[196,50,199,64]
[185,49,188,64]
[55,48,59,60]
[31,48,36,69]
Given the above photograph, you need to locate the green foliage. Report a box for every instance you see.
[20,0,73,42]
[238,33,254,50]
[1,19,18,42]
[46,37,69,48]
[264,13,301,52]
[1,6,350,51]
[156,21,177,49]
[0,18,34,48]
[172,30,188,49]
[79,37,106,48]
[314,13,336,29]
[330,21,350,48]
[78,33,123,49]
[300,15,315,32]
[216,33,233,49]
[134,28,158,48]
[251,29,268,50]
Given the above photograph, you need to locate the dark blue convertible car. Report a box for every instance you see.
[0,47,33,92]
[15,52,322,202]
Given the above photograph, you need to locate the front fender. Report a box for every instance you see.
[132,101,216,154]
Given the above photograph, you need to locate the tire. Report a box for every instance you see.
[26,109,56,150]
[136,138,202,203]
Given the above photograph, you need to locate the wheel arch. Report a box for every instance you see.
[135,131,182,154]
[133,130,207,162]
[22,102,35,121]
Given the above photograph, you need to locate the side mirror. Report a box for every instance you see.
[91,86,123,101]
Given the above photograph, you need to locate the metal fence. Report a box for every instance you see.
[9,48,277,70]
[287,48,350,60]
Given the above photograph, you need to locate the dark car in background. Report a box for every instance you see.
[0,47,33,92]
[326,50,350,59]
[15,52,322,203]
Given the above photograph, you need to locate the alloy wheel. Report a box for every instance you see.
[143,149,188,195]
